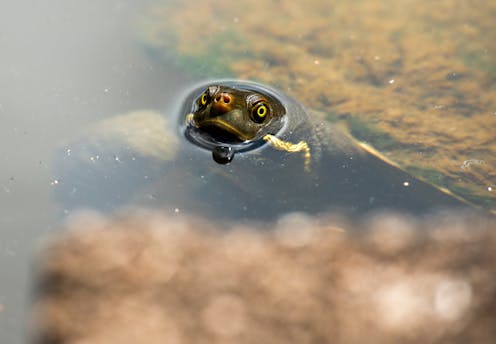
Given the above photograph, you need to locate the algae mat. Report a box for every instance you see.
[140,0,496,212]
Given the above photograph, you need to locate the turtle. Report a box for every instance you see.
[137,0,496,215]
[54,80,476,220]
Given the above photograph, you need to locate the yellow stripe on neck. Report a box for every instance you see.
[263,134,311,172]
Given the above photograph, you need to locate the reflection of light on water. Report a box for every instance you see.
[375,276,472,330]
[435,280,472,320]
[34,210,495,342]
[375,279,431,328]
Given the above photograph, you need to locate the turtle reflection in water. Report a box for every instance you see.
[55,80,471,220]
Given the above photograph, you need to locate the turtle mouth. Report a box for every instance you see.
[195,119,250,143]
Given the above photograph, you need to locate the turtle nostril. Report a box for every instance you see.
[215,93,231,104]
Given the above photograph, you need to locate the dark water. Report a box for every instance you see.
[0,1,191,342]
[55,79,471,221]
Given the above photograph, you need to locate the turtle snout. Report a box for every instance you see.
[211,92,232,114]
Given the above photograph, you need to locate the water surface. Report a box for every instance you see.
[0,1,190,342]
[1,1,495,343]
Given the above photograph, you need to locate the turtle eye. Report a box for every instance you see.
[251,101,269,123]
[199,91,209,106]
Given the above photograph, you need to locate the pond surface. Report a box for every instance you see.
[142,0,496,212]
[0,1,192,342]
[0,1,494,343]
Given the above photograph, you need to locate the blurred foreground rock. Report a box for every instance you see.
[33,210,496,343]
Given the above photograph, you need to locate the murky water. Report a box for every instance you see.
[142,0,496,212]
[1,1,495,343]
[0,1,191,342]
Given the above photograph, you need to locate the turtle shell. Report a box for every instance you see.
[54,80,474,220]
[139,0,496,214]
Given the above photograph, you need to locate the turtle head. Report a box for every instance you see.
[189,84,286,143]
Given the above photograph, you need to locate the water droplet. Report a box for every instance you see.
[212,146,234,164]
